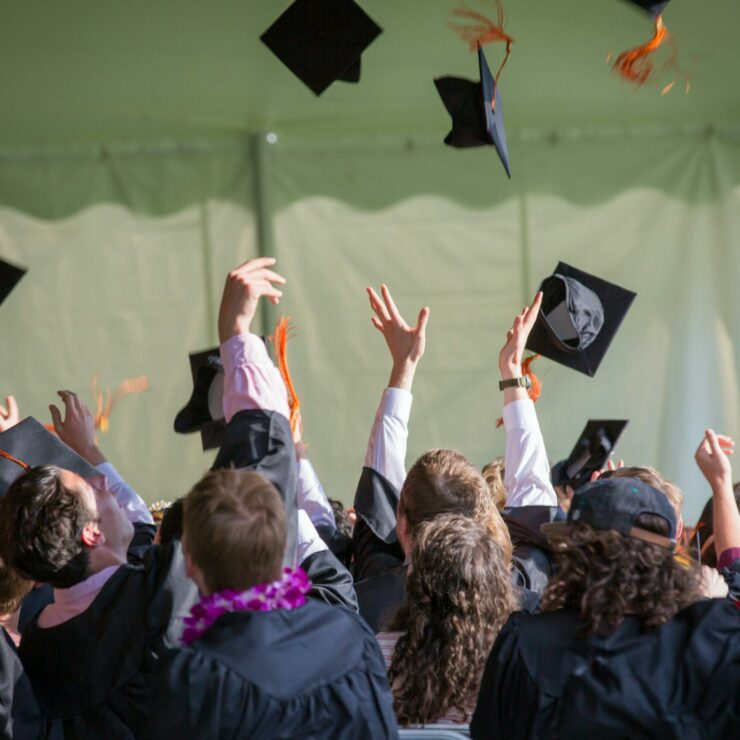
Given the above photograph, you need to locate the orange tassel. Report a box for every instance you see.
[450,1,514,93]
[496,354,542,428]
[272,317,302,438]
[0,448,29,470]
[614,15,670,85]
[92,374,149,433]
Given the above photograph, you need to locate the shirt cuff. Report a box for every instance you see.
[379,387,413,423]
[718,547,740,572]
[502,398,537,431]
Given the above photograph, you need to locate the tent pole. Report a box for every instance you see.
[249,131,276,337]
[518,190,532,305]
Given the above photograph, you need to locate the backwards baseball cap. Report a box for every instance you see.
[542,477,677,550]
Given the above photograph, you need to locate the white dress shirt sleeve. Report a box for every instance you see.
[502,399,557,508]
[363,387,413,492]
[296,458,336,535]
[96,462,154,525]
[295,509,328,566]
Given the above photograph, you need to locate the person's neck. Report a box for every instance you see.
[85,547,128,578]
[0,610,21,646]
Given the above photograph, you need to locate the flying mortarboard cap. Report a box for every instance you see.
[551,420,628,490]
[434,46,511,177]
[260,0,383,96]
[0,417,99,497]
[0,257,27,307]
[526,262,636,377]
[623,1,671,19]
[174,348,227,451]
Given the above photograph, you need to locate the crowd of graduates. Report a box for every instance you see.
[0,256,738,739]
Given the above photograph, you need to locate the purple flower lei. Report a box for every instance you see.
[181,566,311,645]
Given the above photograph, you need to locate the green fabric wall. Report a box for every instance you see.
[0,2,739,521]
[1,127,739,521]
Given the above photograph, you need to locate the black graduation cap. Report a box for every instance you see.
[260,0,383,96]
[0,257,27,307]
[551,420,628,490]
[434,46,511,178]
[623,1,671,19]
[174,348,227,451]
[0,417,99,497]
[526,262,637,377]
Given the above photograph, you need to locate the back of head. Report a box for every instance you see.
[0,465,93,588]
[389,514,518,725]
[482,457,507,511]
[401,449,512,562]
[541,478,700,636]
[183,469,286,594]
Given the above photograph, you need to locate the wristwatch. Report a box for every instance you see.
[499,376,532,391]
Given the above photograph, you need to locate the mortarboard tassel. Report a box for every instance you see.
[272,317,302,439]
[450,1,514,104]
[496,354,541,428]
[91,375,149,433]
[613,14,673,86]
[0,448,30,470]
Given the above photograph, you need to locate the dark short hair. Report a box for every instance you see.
[183,469,286,594]
[0,466,94,588]
[158,498,184,545]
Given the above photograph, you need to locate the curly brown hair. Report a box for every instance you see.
[388,514,519,725]
[400,449,513,564]
[540,514,702,637]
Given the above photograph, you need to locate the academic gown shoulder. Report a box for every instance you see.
[0,627,47,740]
[471,599,740,740]
[145,600,399,740]
[18,544,175,739]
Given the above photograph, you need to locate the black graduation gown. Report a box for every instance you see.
[18,544,175,739]
[212,409,299,567]
[144,599,399,739]
[470,599,740,740]
[0,627,47,740]
[502,505,564,596]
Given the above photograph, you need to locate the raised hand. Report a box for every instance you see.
[0,395,20,433]
[367,284,430,392]
[695,429,734,492]
[218,257,287,343]
[498,291,543,380]
[49,391,106,465]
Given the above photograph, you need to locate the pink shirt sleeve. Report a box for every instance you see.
[220,334,289,422]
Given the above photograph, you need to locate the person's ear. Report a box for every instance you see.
[184,547,209,595]
[81,522,104,548]
[676,516,684,541]
[396,511,412,558]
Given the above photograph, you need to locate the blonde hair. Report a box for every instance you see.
[184,469,286,594]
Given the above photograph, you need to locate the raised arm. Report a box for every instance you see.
[695,430,739,572]
[498,292,557,508]
[49,390,153,525]
[352,286,429,581]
